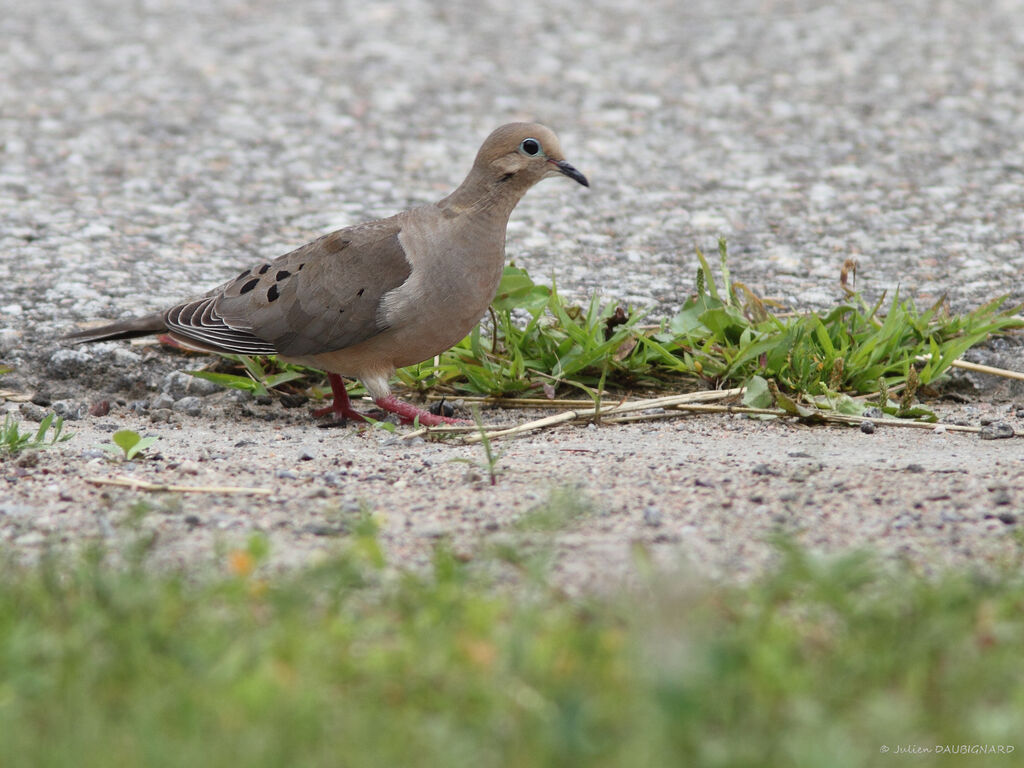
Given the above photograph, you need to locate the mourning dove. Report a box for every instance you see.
[65,122,589,426]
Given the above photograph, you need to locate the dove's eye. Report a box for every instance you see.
[519,138,541,156]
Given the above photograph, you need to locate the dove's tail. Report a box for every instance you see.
[63,314,167,344]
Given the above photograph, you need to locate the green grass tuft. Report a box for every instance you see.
[188,243,1021,415]
[0,412,73,457]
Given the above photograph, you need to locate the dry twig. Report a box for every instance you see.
[463,388,745,443]
[86,475,272,495]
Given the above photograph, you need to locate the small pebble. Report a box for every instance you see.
[861,407,883,419]
[149,408,174,423]
[280,393,309,408]
[161,371,221,396]
[905,463,925,473]
[184,514,202,528]
[642,505,663,527]
[151,393,175,410]
[47,348,93,378]
[979,422,1014,440]
[51,400,86,420]
[418,524,451,539]
[752,463,779,476]
[172,396,203,416]
[985,511,1018,525]
[860,420,875,434]
[429,399,454,417]
[276,470,298,480]
[302,523,347,537]
[18,402,48,422]
[16,450,39,468]
[991,489,1011,506]
[299,451,315,461]
[89,400,110,417]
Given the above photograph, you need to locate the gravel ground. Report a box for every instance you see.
[2,0,1023,582]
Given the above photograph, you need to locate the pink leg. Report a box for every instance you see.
[373,395,463,426]
[313,374,368,422]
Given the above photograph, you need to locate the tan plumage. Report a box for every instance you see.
[65,123,589,426]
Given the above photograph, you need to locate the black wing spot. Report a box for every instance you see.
[258,264,271,274]
[237,269,250,279]
[499,172,515,183]
[297,263,305,271]
[267,284,280,302]
[240,278,259,294]
[276,270,291,281]
[338,308,345,314]
[357,288,365,297]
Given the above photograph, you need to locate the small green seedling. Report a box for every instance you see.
[102,429,158,461]
[450,406,503,485]
[1,412,74,456]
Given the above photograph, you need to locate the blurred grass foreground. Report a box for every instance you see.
[1,518,1022,768]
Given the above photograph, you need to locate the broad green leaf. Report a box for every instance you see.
[113,430,141,454]
[742,375,772,408]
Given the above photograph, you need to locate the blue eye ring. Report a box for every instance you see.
[519,138,542,156]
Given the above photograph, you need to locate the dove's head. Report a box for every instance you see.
[474,122,589,191]
[441,122,587,215]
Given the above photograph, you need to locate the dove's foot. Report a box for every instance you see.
[313,374,368,423]
[373,395,464,427]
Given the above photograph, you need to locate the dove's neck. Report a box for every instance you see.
[437,167,532,224]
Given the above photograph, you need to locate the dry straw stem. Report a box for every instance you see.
[401,390,741,442]
[603,404,982,433]
[87,475,272,495]
[409,384,989,442]
[945,357,1024,382]
[461,388,745,443]
[466,397,981,441]
[426,394,622,409]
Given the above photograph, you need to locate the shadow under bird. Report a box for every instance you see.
[65,123,589,426]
